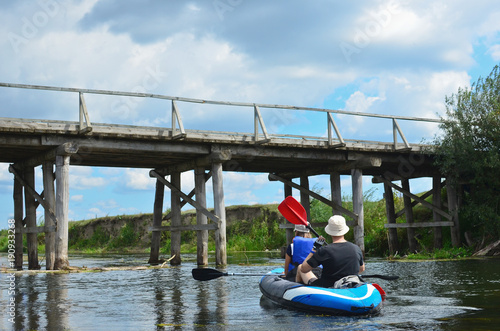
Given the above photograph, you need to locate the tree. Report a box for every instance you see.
[433,64,500,242]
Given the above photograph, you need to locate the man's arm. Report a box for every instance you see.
[300,252,315,273]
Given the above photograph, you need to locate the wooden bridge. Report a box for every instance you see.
[0,83,461,270]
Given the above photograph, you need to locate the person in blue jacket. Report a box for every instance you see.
[284,224,321,280]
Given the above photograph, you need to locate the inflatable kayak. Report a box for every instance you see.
[259,268,384,316]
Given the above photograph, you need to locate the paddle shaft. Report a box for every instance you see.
[192,267,281,281]
[306,224,320,238]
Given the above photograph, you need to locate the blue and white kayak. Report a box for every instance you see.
[259,268,384,316]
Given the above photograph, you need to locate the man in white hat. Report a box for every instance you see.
[295,215,365,287]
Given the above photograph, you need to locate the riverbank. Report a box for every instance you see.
[1,196,493,259]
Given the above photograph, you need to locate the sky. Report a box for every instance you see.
[1,0,499,229]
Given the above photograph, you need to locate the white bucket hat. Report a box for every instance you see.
[294,224,309,233]
[325,215,349,236]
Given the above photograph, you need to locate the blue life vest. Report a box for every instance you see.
[289,236,316,271]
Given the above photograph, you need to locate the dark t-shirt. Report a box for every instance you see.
[306,241,363,287]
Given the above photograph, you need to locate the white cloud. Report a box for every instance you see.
[125,169,155,191]
[489,44,500,61]
[0,163,11,182]
[71,194,84,202]
[70,167,107,190]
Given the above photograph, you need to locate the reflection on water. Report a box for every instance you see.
[1,254,499,330]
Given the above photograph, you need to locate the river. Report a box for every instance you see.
[1,252,499,330]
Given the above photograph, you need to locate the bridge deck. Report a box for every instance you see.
[0,117,437,179]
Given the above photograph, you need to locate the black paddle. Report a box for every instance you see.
[192,268,398,281]
[192,268,273,281]
[359,274,399,281]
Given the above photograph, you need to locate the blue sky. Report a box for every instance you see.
[1,0,499,229]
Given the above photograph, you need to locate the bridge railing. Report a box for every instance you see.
[0,82,442,150]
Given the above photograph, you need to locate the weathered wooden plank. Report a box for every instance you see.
[384,221,454,229]
[352,169,364,252]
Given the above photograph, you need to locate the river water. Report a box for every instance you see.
[1,252,499,330]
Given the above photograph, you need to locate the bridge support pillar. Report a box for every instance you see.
[351,169,365,254]
[24,167,40,270]
[43,161,56,270]
[54,155,70,270]
[330,172,342,216]
[384,182,399,255]
[213,162,227,266]
[195,167,208,266]
[402,179,417,253]
[300,176,311,223]
[13,174,24,270]
[284,180,294,245]
[433,176,443,249]
[149,178,165,264]
[447,180,461,247]
[170,171,182,266]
